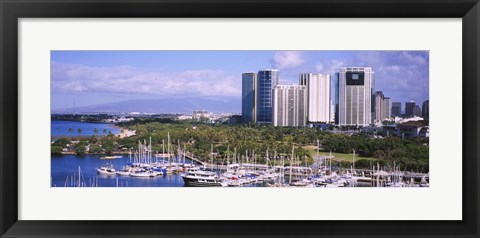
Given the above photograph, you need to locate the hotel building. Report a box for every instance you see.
[336,67,375,126]
[299,73,331,123]
[272,85,307,127]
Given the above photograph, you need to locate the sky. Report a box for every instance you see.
[51,50,429,112]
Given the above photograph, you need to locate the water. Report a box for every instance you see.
[50,121,368,188]
[51,155,269,187]
[51,155,187,187]
[51,120,120,137]
[51,155,369,188]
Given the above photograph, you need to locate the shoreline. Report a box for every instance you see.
[117,128,136,138]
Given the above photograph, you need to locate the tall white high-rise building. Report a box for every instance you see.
[272,85,307,127]
[299,73,331,123]
[336,67,375,126]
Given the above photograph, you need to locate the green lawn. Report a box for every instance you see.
[306,148,377,162]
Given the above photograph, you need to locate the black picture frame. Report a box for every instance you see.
[1,0,479,237]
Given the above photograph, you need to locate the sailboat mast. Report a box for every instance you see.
[167,132,171,165]
[210,144,213,170]
[162,139,165,165]
[265,148,269,170]
[138,140,141,164]
[149,136,152,164]
[253,150,256,171]
[316,139,320,171]
[289,146,294,185]
[274,150,277,171]
[177,139,180,164]
[129,148,132,163]
[233,147,237,165]
[226,146,230,165]
[353,149,355,176]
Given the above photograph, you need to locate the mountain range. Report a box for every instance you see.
[52,97,241,114]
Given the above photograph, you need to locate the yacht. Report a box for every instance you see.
[181,167,227,187]
[96,163,116,175]
[130,170,159,177]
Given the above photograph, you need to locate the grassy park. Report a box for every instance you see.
[52,117,429,172]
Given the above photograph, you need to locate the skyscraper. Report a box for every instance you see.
[374,91,392,123]
[405,101,416,118]
[374,91,385,123]
[241,73,257,123]
[272,85,307,127]
[299,73,331,123]
[336,67,375,126]
[413,105,422,117]
[422,100,429,120]
[256,69,279,124]
[392,102,401,117]
[382,97,392,120]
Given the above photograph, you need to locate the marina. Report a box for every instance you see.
[51,137,429,188]
[50,120,429,188]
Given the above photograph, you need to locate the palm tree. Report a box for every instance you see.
[94,128,99,136]
[68,128,74,138]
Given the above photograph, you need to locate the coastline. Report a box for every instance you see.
[117,127,136,138]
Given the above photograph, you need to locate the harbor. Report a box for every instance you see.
[50,119,429,188]
[52,135,429,188]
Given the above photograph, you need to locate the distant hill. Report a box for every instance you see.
[52,97,241,114]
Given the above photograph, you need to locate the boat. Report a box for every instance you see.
[419,176,429,187]
[100,155,123,160]
[116,170,131,176]
[96,163,116,175]
[290,178,315,187]
[116,166,133,176]
[130,170,159,177]
[181,167,227,187]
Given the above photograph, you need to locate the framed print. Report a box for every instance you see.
[1,0,479,237]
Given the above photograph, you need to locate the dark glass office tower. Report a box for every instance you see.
[392,102,401,117]
[405,101,416,118]
[422,100,429,120]
[242,73,257,123]
[256,69,279,124]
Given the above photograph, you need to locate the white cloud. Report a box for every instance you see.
[51,62,241,97]
[383,65,402,74]
[399,51,427,65]
[325,59,347,75]
[315,63,324,72]
[270,51,305,69]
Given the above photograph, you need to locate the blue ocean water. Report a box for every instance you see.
[51,155,187,187]
[51,120,120,137]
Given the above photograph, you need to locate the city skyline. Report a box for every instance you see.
[51,50,429,113]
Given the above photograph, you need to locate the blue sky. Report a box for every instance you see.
[51,51,429,112]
